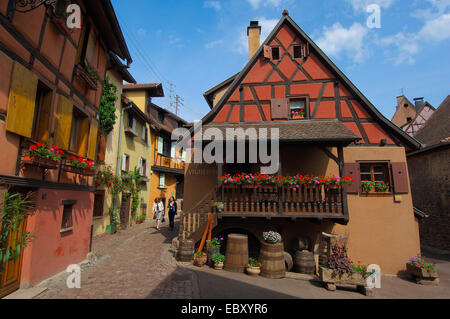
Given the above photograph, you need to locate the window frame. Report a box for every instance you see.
[93,191,105,218]
[158,172,166,189]
[292,44,304,59]
[288,95,309,120]
[69,106,89,154]
[358,161,392,194]
[271,46,281,61]
[32,82,53,144]
[61,204,74,233]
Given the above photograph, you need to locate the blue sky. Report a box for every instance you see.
[111,0,450,123]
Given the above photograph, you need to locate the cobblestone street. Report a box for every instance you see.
[38,218,197,299]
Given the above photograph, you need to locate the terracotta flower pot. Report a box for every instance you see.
[246,266,261,277]
[22,154,58,169]
[194,255,207,267]
[214,262,224,270]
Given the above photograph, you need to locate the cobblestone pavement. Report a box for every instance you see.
[38,217,198,299]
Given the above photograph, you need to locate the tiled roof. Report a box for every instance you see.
[414,95,450,146]
[201,121,361,143]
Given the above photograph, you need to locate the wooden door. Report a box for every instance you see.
[120,193,131,229]
[0,219,27,298]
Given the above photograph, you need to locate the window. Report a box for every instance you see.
[141,203,147,216]
[127,114,136,133]
[157,135,171,156]
[271,47,280,60]
[141,125,147,142]
[122,154,130,171]
[33,83,52,144]
[406,117,412,123]
[93,191,105,217]
[158,111,165,123]
[159,173,165,188]
[61,204,74,232]
[170,141,176,158]
[139,158,148,177]
[360,162,390,184]
[293,45,303,59]
[289,98,307,119]
[69,108,89,154]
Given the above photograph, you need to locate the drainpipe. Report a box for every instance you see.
[113,103,132,215]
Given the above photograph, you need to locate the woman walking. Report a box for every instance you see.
[155,198,165,230]
[167,196,177,231]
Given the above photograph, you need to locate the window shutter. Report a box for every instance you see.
[157,136,164,154]
[54,95,73,150]
[306,43,310,56]
[87,118,98,159]
[132,118,136,133]
[344,163,361,194]
[138,157,143,175]
[6,62,38,138]
[145,161,149,177]
[142,125,146,140]
[263,45,272,59]
[390,162,409,194]
[97,132,107,162]
[122,154,127,171]
[78,117,90,156]
[271,98,289,120]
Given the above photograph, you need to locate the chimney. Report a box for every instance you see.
[247,21,261,60]
[413,97,424,111]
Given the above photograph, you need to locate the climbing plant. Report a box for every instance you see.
[126,168,144,222]
[0,190,34,266]
[99,76,118,136]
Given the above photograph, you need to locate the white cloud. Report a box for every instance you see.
[205,39,224,49]
[346,0,396,11]
[315,22,369,63]
[380,13,450,65]
[247,0,283,10]
[236,17,278,54]
[137,28,147,37]
[203,1,221,11]
[419,13,450,41]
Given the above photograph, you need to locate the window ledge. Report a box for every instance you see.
[60,227,73,234]
[360,192,392,197]
[92,216,104,220]
[158,187,167,190]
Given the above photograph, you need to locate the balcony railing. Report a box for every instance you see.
[220,184,345,217]
[153,152,185,171]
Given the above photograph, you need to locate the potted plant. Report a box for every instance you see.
[212,202,224,212]
[193,251,207,267]
[136,214,146,224]
[23,143,63,169]
[247,257,262,277]
[206,237,223,266]
[374,181,389,193]
[406,255,438,285]
[212,253,225,270]
[361,180,375,193]
[64,156,96,176]
[263,231,282,244]
[291,108,305,119]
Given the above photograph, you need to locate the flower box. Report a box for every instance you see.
[62,165,95,176]
[291,114,304,120]
[319,266,366,286]
[406,263,438,279]
[75,65,98,90]
[22,154,58,170]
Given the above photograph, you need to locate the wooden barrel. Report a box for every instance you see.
[260,241,286,279]
[293,236,311,251]
[224,234,248,273]
[177,239,194,262]
[293,250,315,274]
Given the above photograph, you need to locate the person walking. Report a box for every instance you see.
[155,198,165,230]
[167,196,177,231]
[152,198,159,220]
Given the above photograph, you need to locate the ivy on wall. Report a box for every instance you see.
[99,76,118,136]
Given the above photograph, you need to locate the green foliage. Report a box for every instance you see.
[212,253,225,264]
[0,190,34,266]
[99,76,118,136]
[361,180,375,192]
[248,257,261,268]
[206,237,223,249]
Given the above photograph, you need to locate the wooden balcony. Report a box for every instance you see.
[152,152,185,175]
[219,184,347,220]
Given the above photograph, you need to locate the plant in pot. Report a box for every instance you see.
[291,108,305,119]
[406,255,438,284]
[206,237,223,266]
[23,143,63,169]
[361,180,375,193]
[374,181,389,193]
[212,201,224,212]
[65,156,96,175]
[136,214,146,224]
[193,251,207,267]
[247,257,262,277]
[212,253,225,270]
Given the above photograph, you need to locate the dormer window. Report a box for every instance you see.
[271,47,280,61]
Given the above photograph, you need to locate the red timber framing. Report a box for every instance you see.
[201,13,421,151]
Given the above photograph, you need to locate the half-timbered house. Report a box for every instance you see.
[181,11,422,275]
